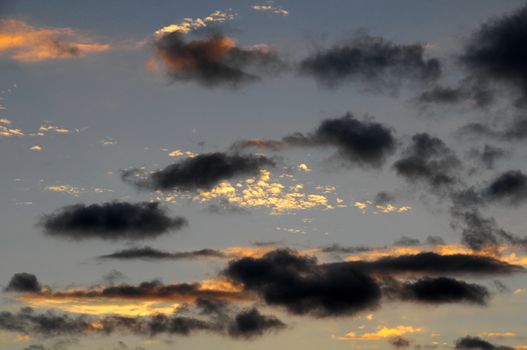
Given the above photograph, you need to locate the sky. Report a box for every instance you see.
[1,1,527,349]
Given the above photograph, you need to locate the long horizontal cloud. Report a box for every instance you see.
[232,113,396,167]
[0,19,109,62]
[40,202,187,240]
[299,33,441,89]
[99,246,226,260]
[148,31,285,87]
[122,152,274,191]
[0,303,285,340]
[396,277,490,305]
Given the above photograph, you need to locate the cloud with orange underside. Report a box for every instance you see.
[0,19,109,62]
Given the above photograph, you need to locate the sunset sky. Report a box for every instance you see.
[1,1,527,350]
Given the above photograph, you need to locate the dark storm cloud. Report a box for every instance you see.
[99,246,226,261]
[388,336,411,349]
[227,308,286,339]
[397,277,490,305]
[461,5,527,104]
[373,191,395,205]
[122,152,274,191]
[300,33,440,89]
[484,170,527,205]
[233,113,396,167]
[393,133,461,190]
[339,252,523,275]
[455,336,514,350]
[4,273,41,293]
[150,31,286,87]
[0,305,285,340]
[224,249,381,317]
[40,202,187,241]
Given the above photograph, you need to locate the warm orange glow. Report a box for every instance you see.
[0,19,109,62]
[341,325,423,340]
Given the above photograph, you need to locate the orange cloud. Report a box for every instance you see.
[0,19,109,62]
[340,325,423,340]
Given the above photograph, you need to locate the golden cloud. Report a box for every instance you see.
[0,19,109,62]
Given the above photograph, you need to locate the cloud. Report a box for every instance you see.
[0,304,285,340]
[227,308,286,339]
[393,133,461,190]
[461,5,527,104]
[122,153,274,191]
[233,113,396,167]
[252,5,289,16]
[40,202,187,240]
[469,145,508,170]
[341,325,423,340]
[0,19,109,62]
[4,273,41,293]
[342,252,523,275]
[416,82,494,108]
[299,33,440,89]
[224,249,381,317]
[148,31,285,87]
[388,336,412,349]
[455,336,514,350]
[98,247,226,261]
[396,277,490,305]
[154,10,235,36]
[484,170,527,205]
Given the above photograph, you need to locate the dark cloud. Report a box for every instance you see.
[388,336,411,349]
[40,202,187,241]
[0,305,285,340]
[224,249,381,317]
[461,5,527,103]
[397,277,490,305]
[300,33,440,89]
[469,145,508,169]
[373,191,395,205]
[150,32,285,87]
[393,133,461,190]
[204,199,251,215]
[227,308,286,339]
[339,252,523,275]
[451,209,527,252]
[319,244,372,255]
[29,279,243,302]
[455,336,514,350]
[416,81,494,108]
[99,246,226,261]
[393,236,421,247]
[233,113,396,167]
[484,170,527,205]
[122,152,274,191]
[425,236,445,245]
[5,273,41,293]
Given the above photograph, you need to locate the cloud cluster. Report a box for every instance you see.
[122,152,274,191]
[40,202,187,240]
[455,336,514,350]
